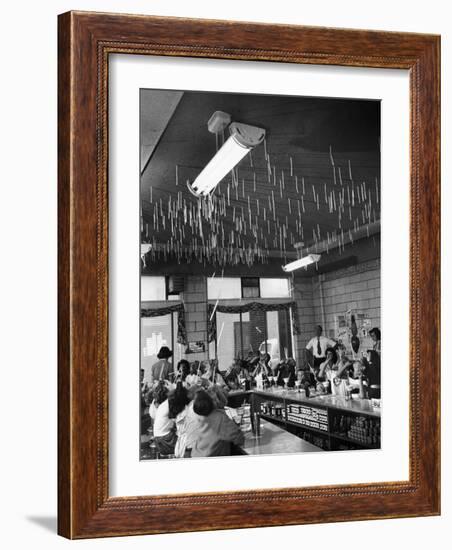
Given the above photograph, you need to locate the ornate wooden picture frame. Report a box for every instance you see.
[58,11,440,538]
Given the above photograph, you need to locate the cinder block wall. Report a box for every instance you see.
[312,258,380,352]
[182,275,208,362]
[292,258,380,360]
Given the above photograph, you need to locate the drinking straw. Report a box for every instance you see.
[217,322,225,346]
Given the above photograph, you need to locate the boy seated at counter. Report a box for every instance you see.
[187,389,245,457]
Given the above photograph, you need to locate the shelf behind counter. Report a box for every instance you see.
[227,388,381,451]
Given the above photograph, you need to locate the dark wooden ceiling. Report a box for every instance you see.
[140,89,380,268]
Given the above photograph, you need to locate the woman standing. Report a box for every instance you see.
[149,346,174,384]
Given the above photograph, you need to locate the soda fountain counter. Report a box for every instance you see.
[241,420,322,455]
[228,388,381,452]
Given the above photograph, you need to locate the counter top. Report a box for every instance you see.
[242,420,322,456]
[228,388,381,417]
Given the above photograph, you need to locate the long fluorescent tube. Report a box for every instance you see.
[282,253,321,272]
[188,122,265,196]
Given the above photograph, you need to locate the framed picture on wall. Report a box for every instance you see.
[58,11,440,538]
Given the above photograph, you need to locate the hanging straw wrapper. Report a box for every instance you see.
[210,299,220,322]
[329,145,335,167]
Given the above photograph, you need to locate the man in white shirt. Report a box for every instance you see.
[306,325,336,372]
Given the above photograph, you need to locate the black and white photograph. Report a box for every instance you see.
[139,89,381,460]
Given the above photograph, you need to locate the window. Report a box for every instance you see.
[141,276,166,301]
[141,314,173,384]
[141,276,185,376]
[241,277,260,298]
[207,277,241,299]
[211,308,294,371]
[141,311,189,378]
[260,278,290,298]
[206,276,294,370]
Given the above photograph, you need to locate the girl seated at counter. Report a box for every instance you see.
[316,347,337,393]
[361,349,381,398]
[224,359,251,390]
[316,345,368,398]
[185,361,200,386]
[200,359,226,387]
[252,352,271,388]
[149,381,177,455]
[169,382,195,458]
[273,359,296,388]
[328,344,353,397]
[175,359,191,385]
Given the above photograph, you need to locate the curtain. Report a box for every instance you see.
[207,301,300,343]
[141,303,188,345]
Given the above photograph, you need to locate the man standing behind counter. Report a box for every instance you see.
[306,325,336,373]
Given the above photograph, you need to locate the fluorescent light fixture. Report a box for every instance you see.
[282,253,321,272]
[188,122,265,196]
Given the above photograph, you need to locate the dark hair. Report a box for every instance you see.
[325,347,338,364]
[369,327,381,341]
[157,346,173,359]
[190,361,200,375]
[239,359,249,371]
[193,389,214,417]
[177,359,190,380]
[152,381,168,406]
[316,325,323,332]
[168,382,189,418]
[261,353,271,365]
